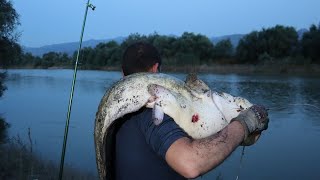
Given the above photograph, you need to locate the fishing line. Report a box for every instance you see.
[58,1,95,179]
[235,103,319,179]
[236,146,245,180]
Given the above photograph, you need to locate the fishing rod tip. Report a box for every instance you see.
[88,4,96,11]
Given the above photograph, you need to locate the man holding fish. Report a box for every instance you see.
[95,42,269,180]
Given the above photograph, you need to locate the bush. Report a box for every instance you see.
[0,117,9,144]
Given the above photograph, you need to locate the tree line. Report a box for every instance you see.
[4,24,319,69]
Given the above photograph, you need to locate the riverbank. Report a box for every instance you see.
[0,119,96,179]
[162,64,320,75]
[85,63,320,76]
[5,63,320,76]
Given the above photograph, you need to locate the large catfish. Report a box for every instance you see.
[94,73,253,180]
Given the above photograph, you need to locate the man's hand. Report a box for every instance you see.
[231,104,269,146]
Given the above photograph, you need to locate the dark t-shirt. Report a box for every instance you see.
[115,108,188,180]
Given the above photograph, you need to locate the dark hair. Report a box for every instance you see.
[122,42,161,76]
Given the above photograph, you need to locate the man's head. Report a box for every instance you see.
[122,42,161,76]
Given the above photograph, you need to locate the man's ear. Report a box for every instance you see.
[149,63,159,73]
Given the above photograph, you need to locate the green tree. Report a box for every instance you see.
[1,1,21,135]
[42,52,59,68]
[0,116,9,144]
[76,47,95,69]
[0,71,6,97]
[236,25,298,63]
[60,53,72,66]
[0,38,21,66]
[0,0,21,67]
[1,0,20,143]
[121,33,148,50]
[213,39,233,59]
[236,31,260,63]
[152,35,177,59]
[173,32,214,64]
[0,69,7,144]
[94,41,121,66]
[13,52,41,67]
[301,24,320,63]
[20,52,34,66]
[260,25,298,58]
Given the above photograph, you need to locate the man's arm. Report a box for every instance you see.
[166,121,245,178]
[138,105,268,179]
[166,104,269,178]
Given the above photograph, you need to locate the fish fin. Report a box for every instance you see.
[148,84,172,125]
[185,73,211,98]
[152,103,164,125]
[146,95,156,108]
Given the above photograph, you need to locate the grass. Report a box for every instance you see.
[0,130,97,180]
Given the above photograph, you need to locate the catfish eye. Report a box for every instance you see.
[202,89,209,93]
[206,90,212,98]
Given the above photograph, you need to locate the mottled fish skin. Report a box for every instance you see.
[94,73,252,180]
[94,73,188,180]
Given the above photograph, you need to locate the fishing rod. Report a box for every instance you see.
[58,1,95,179]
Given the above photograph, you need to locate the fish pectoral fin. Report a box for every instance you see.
[152,103,164,125]
[147,84,175,125]
[146,95,157,108]
[146,101,155,108]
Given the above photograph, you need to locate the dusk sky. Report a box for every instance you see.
[12,0,320,47]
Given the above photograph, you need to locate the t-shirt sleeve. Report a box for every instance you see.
[138,109,188,159]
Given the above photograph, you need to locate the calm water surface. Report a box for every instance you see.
[0,69,319,179]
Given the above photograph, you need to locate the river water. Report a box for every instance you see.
[0,69,319,179]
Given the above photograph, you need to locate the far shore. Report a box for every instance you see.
[162,64,320,76]
[3,64,320,76]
